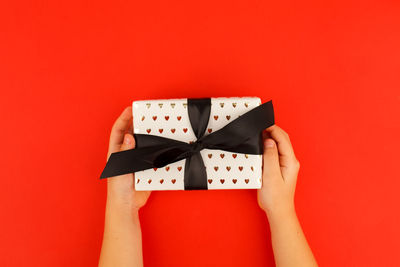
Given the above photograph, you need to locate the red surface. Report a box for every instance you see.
[1,0,399,266]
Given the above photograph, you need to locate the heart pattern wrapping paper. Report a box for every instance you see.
[132,97,263,191]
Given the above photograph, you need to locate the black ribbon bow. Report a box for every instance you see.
[100,98,275,190]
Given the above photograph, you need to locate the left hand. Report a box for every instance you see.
[105,106,150,211]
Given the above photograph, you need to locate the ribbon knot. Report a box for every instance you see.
[190,140,204,154]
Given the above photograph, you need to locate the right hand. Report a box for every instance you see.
[257,125,300,219]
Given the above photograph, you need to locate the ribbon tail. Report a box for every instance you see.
[184,152,208,190]
[200,100,275,154]
[100,143,188,179]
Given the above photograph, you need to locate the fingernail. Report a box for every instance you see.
[265,139,275,148]
[124,135,131,145]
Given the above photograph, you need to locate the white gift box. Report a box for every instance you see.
[132,97,263,191]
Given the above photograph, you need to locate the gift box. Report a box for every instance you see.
[101,97,275,191]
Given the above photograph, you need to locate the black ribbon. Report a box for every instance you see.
[100,98,275,190]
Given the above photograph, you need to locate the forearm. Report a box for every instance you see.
[99,199,144,267]
[267,209,317,267]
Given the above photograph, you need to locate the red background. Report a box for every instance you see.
[1,0,399,266]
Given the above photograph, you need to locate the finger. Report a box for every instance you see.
[262,129,270,140]
[266,125,300,183]
[120,133,136,151]
[107,133,136,191]
[119,134,147,196]
[265,125,297,167]
[262,138,282,181]
[127,121,134,135]
[108,107,133,158]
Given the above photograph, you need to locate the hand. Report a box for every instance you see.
[106,106,150,212]
[99,107,149,267]
[257,125,300,219]
[258,125,317,267]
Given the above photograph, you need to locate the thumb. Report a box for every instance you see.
[107,133,136,189]
[262,138,281,180]
[120,133,136,151]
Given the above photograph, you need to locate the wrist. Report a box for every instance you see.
[106,196,140,219]
[103,201,141,239]
[265,204,296,223]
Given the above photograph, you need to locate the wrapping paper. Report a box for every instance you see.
[132,97,263,191]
